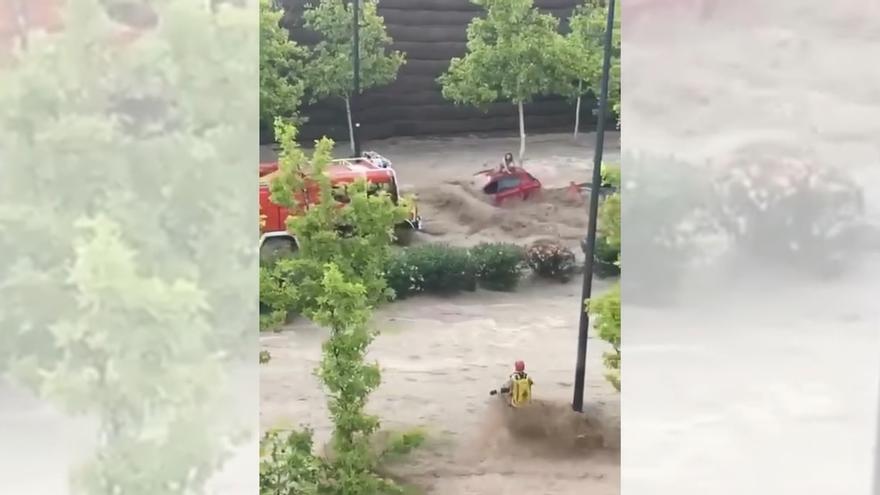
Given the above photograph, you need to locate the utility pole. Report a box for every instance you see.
[572,0,616,413]
[351,0,362,157]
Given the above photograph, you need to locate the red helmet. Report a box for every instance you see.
[514,360,525,372]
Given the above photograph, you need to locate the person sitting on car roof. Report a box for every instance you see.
[500,152,516,173]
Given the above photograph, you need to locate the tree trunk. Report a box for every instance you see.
[517,101,526,163]
[345,96,355,157]
[573,81,582,140]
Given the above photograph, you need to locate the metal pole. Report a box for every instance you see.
[572,0,616,413]
[351,0,362,157]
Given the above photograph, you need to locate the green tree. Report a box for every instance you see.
[567,0,620,137]
[303,0,405,156]
[438,0,570,161]
[260,0,308,139]
[0,0,256,492]
[260,119,410,494]
[587,283,620,390]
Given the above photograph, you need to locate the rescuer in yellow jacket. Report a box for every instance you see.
[495,360,534,408]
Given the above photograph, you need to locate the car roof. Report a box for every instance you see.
[485,168,534,181]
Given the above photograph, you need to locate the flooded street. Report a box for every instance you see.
[261,278,620,495]
[261,131,621,493]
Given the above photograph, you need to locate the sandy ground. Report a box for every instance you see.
[261,279,620,495]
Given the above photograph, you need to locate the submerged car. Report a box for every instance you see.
[470,166,543,205]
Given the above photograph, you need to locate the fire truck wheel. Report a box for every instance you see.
[260,237,297,263]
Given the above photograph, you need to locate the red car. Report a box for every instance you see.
[471,167,543,205]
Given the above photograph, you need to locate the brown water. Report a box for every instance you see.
[260,280,620,495]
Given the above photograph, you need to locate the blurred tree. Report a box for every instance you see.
[566,0,620,138]
[0,0,257,492]
[260,0,308,139]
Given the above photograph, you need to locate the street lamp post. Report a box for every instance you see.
[572,0,616,413]
[351,0,361,157]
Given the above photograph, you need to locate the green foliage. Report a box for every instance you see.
[397,244,477,295]
[600,163,621,189]
[378,429,427,462]
[593,235,618,265]
[384,251,426,299]
[303,0,405,151]
[586,283,620,391]
[526,241,576,281]
[438,0,570,158]
[595,163,621,266]
[304,0,405,101]
[439,0,570,107]
[567,0,621,116]
[597,194,620,260]
[259,258,326,331]
[260,0,309,135]
[260,428,324,495]
[469,242,525,291]
[589,163,621,390]
[386,243,527,297]
[261,120,410,494]
[270,119,410,306]
[0,1,256,492]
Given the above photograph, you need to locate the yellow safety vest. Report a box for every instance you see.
[509,374,532,408]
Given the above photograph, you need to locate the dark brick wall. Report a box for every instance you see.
[282,0,595,142]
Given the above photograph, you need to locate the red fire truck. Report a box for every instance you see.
[259,154,421,259]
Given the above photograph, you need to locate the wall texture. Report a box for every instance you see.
[282,0,597,142]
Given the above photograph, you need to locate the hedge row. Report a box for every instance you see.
[260,241,580,329]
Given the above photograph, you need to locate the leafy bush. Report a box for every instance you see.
[601,163,621,189]
[260,426,427,495]
[259,265,292,332]
[587,283,620,391]
[401,244,476,294]
[259,258,326,331]
[260,428,323,494]
[594,236,619,264]
[384,251,425,300]
[527,242,577,282]
[469,242,525,291]
[597,193,620,256]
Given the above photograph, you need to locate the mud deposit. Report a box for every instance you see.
[414,182,588,248]
[475,398,619,456]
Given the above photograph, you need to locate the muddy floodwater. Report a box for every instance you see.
[261,278,620,495]
[260,132,620,494]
